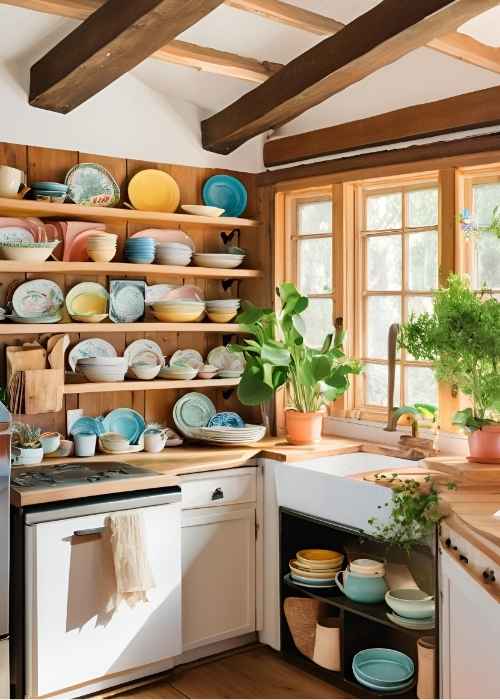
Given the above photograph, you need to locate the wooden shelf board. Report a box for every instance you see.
[0,261,262,279]
[0,322,243,334]
[63,378,240,394]
[0,197,259,227]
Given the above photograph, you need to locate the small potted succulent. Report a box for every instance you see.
[12,422,44,465]
[230,282,362,445]
[399,275,500,462]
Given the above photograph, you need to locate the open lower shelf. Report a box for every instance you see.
[0,321,243,334]
[0,260,262,279]
[63,377,240,394]
[283,574,424,639]
[0,197,259,228]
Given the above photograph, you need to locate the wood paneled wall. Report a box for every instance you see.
[0,142,268,435]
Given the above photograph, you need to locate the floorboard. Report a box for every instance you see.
[110,646,351,700]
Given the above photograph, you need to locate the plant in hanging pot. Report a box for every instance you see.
[398,274,500,462]
[229,282,362,445]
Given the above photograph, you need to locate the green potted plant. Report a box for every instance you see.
[12,422,43,465]
[229,282,362,445]
[398,274,500,462]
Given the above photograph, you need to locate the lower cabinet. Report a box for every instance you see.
[439,545,500,699]
[181,504,256,651]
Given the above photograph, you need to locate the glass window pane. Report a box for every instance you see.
[297,200,332,234]
[366,192,402,231]
[475,231,500,289]
[298,238,333,294]
[408,188,438,227]
[366,296,401,359]
[405,366,438,406]
[473,182,500,227]
[301,298,334,348]
[367,235,402,291]
[408,231,438,291]
[365,363,400,407]
[407,296,433,319]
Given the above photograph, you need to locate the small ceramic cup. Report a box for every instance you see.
[74,432,97,458]
[143,429,167,453]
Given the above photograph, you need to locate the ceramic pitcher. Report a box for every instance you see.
[335,568,387,604]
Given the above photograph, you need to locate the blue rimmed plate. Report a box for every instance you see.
[70,416,104,437]
[102,409,146,444]
[202,175,248,218]
[208,411,245,428]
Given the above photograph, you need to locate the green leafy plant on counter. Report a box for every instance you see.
[228,282,362,410]
[12,422,42,449]
[368,475,456,551]
[398,274,500,432]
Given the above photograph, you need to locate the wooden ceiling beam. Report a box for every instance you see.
[202,0,500,154]
[428,32,500,73]
[29,0,229,112]
[264,84,500,167]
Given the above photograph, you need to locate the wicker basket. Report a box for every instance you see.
[283,597,328,658]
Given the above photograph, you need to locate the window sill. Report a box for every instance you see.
[323,416,468,456]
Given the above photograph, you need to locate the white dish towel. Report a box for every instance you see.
[106,510,156,612]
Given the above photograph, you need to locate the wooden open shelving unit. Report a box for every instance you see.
[0,197,259,228]
[63,378,240,394]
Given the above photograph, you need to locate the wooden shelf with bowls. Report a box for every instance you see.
[0,197,259,228]
[0,322,243,335]
[63,378,240,394]
[0,260,262,279]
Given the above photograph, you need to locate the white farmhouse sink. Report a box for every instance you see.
[273,452,423,535]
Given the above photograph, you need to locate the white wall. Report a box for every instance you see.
[0,5,263,172]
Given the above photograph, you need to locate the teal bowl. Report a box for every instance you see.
[353,648,414,687]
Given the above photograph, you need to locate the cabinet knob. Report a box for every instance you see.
[211,487,224,501]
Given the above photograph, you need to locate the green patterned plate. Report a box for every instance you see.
[65,163,120,207]
[173,393,216,437]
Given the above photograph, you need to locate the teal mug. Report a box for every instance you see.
[335,568,387,604]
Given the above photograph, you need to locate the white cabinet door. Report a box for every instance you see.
[182,505,256,651]
[26,503,181,698]
[439,546,500,699]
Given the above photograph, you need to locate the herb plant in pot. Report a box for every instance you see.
[12,422,44,465]
[399,275,500,462]
[229,282,362,445]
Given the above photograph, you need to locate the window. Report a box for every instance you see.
[356,182,439,412]
[462,170,500,294]
[284,190,335,346]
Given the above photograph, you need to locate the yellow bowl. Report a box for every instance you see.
[296,549,344,570]
[153,309,202,322]
[71,313,108,323]
[207,310,237,323]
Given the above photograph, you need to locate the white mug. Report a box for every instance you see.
[0,165,29,199]
[74,432,97,458]
[144,430,166,453]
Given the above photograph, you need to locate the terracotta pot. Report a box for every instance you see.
[468,424,500,462]
[285,410,323,445]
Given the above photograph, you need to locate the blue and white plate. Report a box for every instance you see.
[208,411,245,428]
[102,409,146,444]
[70,416,104,437]
[202,175,248,218]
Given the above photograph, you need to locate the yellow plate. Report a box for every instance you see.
[296,549,344,567]
[128,169,180,213]
[289,559,341,579]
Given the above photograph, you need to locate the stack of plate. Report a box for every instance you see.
[206,299,240,323]
[125,237,156,264]
[352,648,415,693]
[30,181,68,203]
[152,300,205,322]
[86,232,117,263]
[193,252,245,269]
[190,424,266,445]
[173,393,216,437]
[156,241,192,266]
[76,356,128,383]
[288,549,344,589]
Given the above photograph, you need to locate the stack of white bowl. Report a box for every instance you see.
[86,232,118,263]
[156,242,192,266]
[152,300,205,322]
[206,298,240,323]
[76,356,128,382]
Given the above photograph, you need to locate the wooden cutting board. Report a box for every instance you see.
[425,456,500,483]
[6,346,46,384]
[24,369,63,415]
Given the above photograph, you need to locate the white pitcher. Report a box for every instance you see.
[143,429,167,453]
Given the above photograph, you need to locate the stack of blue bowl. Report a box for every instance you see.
[30,181,68,203]
[352,648,415,693]
[124,237,156,264]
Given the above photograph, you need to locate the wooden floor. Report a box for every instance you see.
[105,646,352,699]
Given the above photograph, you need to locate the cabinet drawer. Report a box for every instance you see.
[181,467,256,509]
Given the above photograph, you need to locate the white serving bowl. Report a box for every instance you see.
[181,204,225,217]
[0,241,59,262]
[129,363,161,380]
[193,253,245,269]
[385,589,435,620]
[77,357,127,368]
[79,366,127,383]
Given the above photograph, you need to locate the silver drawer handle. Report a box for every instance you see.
[73,527,105,537]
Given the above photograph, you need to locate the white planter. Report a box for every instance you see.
[12,446,44,466]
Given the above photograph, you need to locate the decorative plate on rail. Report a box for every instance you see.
[202,175,248,218]
[65,163,120,207]
[109,280,145,323]
[128,170,180,213]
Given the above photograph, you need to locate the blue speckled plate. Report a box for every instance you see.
[102,409,146,444]
[70,416,104,437]
[202,175,248,218]
[208,412,245,428]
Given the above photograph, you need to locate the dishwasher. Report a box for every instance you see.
[18,487,182,699]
